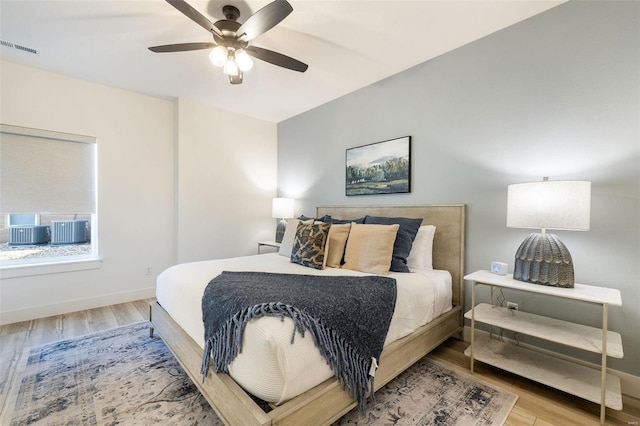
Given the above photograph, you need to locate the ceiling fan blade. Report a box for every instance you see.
[237,0,293,41]
[246,46,308,72]
[149,42,216,53]
[166,0,224,40]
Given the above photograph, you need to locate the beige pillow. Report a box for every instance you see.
[325,223,351,268]
[342,223,399,275]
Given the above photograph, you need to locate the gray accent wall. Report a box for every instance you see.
[278,1,639,377]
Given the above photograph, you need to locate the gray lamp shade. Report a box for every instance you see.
[507,179,591,288]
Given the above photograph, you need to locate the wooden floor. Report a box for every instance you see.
[1,299,639,426]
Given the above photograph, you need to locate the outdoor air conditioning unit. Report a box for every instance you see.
[9,225,50,245]
[51,220,88,245]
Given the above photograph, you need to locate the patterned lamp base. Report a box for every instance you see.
[275,219,286,243]
[513,233,575,288]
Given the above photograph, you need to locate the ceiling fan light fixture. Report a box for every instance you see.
[235,49,253,71]
[152,0,307,85]
[209,45,228,67]
[223,58,239,76]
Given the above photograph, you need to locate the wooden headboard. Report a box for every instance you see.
[316,204,466,307]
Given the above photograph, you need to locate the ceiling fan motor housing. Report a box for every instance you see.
[222,5,241,21]
[214,19,242,39]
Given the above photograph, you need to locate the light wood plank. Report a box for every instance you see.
[25,316,61,346]
[60,310,90,339]
[0,320,30,336]
[86,306,118,333]
[505,406,536,426]
[110,302,145,326]
[0,330,27,414]
[533,419,557,426]
[132,298,155,319]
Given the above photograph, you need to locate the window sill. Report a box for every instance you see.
[0,257,102,279]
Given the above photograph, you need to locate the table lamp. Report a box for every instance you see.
[507,177,591,287]
[272,197,294,243]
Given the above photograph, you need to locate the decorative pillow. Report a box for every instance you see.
[363,216,423,273]
[342,223,399,275]
[279,219,312,257]
[290,221,332,269]
[406,225,436,270]
[325,223,351,268]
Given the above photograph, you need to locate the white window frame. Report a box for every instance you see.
[6,214,40,227]
[0,125,101,276]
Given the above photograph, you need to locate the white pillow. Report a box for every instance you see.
[278,219,311,257]
[406,225,436,270]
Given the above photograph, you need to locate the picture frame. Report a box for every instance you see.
[346,136,411,196]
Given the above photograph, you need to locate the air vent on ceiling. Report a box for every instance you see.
[0,40,39,55]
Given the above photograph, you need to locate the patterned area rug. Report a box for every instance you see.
[4,322,517,426]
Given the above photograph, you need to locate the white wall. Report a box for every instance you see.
[176,98,277,263]
[0,61,175,322]
[277,1,640,378]
[0,61,278,323]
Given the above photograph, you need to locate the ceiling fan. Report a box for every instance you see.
[149,0,308,85]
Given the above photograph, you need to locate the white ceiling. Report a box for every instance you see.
[0,0,565,123]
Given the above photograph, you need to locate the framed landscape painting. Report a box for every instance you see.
[346,136,411,196]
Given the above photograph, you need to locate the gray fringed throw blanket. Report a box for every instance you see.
[201,271,397,411]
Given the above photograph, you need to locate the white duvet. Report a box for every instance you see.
[156,253,452,404]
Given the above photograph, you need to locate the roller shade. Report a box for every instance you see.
[0,124,96,214]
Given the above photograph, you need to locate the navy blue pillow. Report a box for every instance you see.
[363,216,423,272]
[321,215,365,224]
[298,215,364,224]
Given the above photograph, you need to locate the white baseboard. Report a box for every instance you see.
[463,326,640,400]
[0,287,156,325]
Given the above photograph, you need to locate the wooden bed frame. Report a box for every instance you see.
[150,204,466,426]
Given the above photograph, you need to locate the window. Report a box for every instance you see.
[0,124,98,269]
[7,214,39,226]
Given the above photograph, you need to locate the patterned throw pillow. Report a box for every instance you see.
[291,221,332,269]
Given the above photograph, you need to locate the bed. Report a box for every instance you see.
[150,204,466,426]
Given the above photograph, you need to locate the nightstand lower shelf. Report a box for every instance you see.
[465,335,622,410]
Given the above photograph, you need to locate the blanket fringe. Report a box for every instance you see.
[201,302,375,412]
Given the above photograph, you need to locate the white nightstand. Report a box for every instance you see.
[258,241,281,254]
[464,270,623,425]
